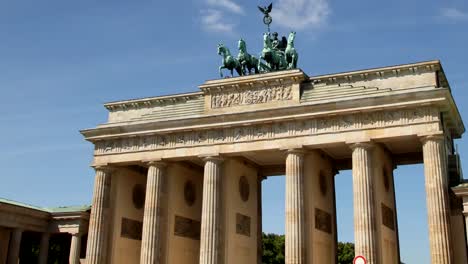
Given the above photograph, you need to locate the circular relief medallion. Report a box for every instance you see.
[184,180,196,207]
[383,168,390,192]
[132,184,146,209]
[319,171,328,196]
[239,176,250,202]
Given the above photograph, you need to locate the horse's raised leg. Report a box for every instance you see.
[219,66,225,78]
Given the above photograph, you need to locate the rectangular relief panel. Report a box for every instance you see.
[236,213,251,237]
[121,217,143,240]
[315,208,332,234]
[174,215,201,240]
[381,203,395,230]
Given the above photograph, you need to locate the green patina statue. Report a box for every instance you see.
[217,43,242,77]
[216,2,299,77]
[260,32,287,72]
[237,39,259,75]
[285,31,298,69]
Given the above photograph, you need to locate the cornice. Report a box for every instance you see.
[51,212,90,221]
[310,60,443,86]
[452,183,468,197]
[104,91,204,111]
[81,88,453,140]
[101,60,445,112]
[199,69,307,93]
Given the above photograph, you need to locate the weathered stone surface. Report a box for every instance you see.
[422,135,453,264]
[85,167,112,264]
[199,157,223,264]
[174,215,201,240]
[140,161,166,264]
[236,213,251,237]
[69,233,82,264]
[7,229,22,264]
[285,150,306,264]
[38,232,50,264]
[381,203,395,230]
[78,61,467,264]
[315,208,332,234]
[121,218,143,240]
[351,143,378,264]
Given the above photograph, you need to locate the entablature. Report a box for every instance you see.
[81,60,465,165]
[99,60,452,125]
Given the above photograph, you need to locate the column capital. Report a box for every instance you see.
[420,134,445,144]
[200,154,224,163]
[284,148,307,156]
[145,159,167,168]
[12,228,23,233]
[91,165,113,173]
[349,141,375,151]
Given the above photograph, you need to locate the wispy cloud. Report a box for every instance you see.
[206,0,244,15]
[201,9,236,34]
[200,0,244,34]
[271,0,331,30]
[439,7,468,21]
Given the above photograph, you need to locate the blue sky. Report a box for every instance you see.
[0,0,467,263]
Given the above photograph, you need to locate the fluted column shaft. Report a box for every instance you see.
[140,161,166,264]
[351,143,378,264]
[422,135,453,264]
[199,156,223,264]
[69,233,82,264]
[285,150,306,264]
[7,228,22,264]
[38,232,50,264]
[85,167,112,264]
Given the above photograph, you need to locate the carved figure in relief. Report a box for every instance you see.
[159,136,167,146]
[339,116,354,128]
[96,108,433,155]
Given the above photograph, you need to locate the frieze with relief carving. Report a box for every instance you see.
[211,84,293,108]
[94,107,440,155]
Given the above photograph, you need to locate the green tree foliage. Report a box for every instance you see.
[261,232,356,264]
[262,233,285,264]
[337,242,355,264]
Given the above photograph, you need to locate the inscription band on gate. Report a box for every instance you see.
[94,107,439,155]
[211,84,293,108]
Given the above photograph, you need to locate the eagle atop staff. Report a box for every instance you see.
[257,3,272,15]
[258,3,273,31]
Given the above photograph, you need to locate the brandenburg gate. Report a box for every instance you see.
[80,60,467,263]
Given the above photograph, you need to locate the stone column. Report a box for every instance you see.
[7,228,22,264]
[422,135,453,264]
[285,149,306,264]
[38,232,50,264]
[465,213,468,246]
[351,143,378,264]
[257,174,265,264]
[69,233,82,264]
[140,161,166,264]
[85,166,112,264]
[199,156,223,264]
